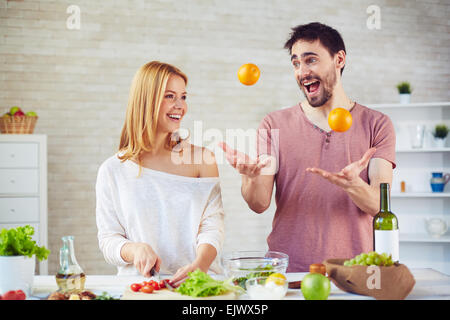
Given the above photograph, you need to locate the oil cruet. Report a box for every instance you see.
[55,236,86,293]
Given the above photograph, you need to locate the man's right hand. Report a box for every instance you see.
[121,242,161,277]
[218,142,272,178]
[218,142,275,213]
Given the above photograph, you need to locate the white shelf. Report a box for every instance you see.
[400,233,450,243]
[0,135,48,275]
[396,148,450,153]
[379,101,450,273]
[392,192,450,198]
[369,102,450,109]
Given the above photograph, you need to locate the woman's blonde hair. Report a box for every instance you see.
[118,61,188,171]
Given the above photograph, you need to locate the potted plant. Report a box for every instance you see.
[432,124,449,148]
[0,225,50,298]
[396,81,412,104]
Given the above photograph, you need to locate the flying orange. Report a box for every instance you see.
[237,63,260,86]
[328,107,352,132]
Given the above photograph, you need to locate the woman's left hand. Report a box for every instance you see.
[169,262,205,287]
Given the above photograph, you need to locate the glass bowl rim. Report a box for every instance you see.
[223,250,289,260]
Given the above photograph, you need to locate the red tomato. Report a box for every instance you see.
[150,281,160,290]
[130,283,142,292]
[159,280,166,288]
[14,290,26,300]
[140,285,154,294]
[2,290,19,300]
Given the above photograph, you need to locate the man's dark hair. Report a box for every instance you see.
[284,22,346,74]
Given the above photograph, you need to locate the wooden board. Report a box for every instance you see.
[121,286,237,300]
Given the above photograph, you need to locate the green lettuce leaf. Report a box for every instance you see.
[0,225,50,261]
[176,269,243,297]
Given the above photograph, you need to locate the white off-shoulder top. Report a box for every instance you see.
[95,154,225,275]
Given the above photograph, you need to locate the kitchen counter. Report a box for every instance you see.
[31,268,450,300]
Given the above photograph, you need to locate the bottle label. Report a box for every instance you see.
[374,230,399,261]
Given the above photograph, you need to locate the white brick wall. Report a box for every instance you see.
[1,0,449,274]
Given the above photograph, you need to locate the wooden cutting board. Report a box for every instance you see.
[121,286,237,300]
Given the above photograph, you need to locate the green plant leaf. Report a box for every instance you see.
[433,124,449,139]
[0,225,50,261]
[396,81,412,94]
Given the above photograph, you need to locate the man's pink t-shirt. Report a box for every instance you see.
[257,102,396,272]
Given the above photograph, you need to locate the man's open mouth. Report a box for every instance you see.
[303,79,321,95]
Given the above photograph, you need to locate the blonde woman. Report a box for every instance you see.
[95,61,224,286]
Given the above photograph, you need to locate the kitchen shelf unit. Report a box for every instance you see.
[368,101,450,275]
[401,234,450,243]
[0,134,48,274]
[396,148,450,153]
[392,192,450,198]
[370,102,450,109]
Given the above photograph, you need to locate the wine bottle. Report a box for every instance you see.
[373,183,399,262]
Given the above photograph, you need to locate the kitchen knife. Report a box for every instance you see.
[150,266,160,281]
[163,279,175,291]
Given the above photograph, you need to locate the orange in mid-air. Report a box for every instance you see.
[328,107,353,132]
[237,63,260,86]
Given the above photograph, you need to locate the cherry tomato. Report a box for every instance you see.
[150,281,160,290]
[140,285,154,294]
[130,283,142,292]
[159,280,166,288]
[15,290,26,300]
[1,290,21,300]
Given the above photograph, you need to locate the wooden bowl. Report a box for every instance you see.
[323,258,415,300]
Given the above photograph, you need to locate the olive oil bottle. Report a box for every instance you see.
[373,183,399,262]
[55,236,86,293]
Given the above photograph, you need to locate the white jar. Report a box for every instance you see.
[0,255,35,297]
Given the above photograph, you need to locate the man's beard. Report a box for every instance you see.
[298,66,336,108]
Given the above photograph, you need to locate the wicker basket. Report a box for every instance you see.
[0,116,38,134]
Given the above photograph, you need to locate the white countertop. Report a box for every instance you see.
[31,268,450,300]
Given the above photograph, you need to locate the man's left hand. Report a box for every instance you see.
[306,147,377,189]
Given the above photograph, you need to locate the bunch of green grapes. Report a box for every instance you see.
[343,251,394,267]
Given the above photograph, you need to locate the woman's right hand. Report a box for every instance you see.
[121,242,161,277]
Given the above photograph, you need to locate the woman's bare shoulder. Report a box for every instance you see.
[187,144,219,178]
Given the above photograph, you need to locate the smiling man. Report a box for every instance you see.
[220,22,396,271]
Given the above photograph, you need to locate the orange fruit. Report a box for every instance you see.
[237,63,260,86]
[328,107,352,132]
[309,263,326,276]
